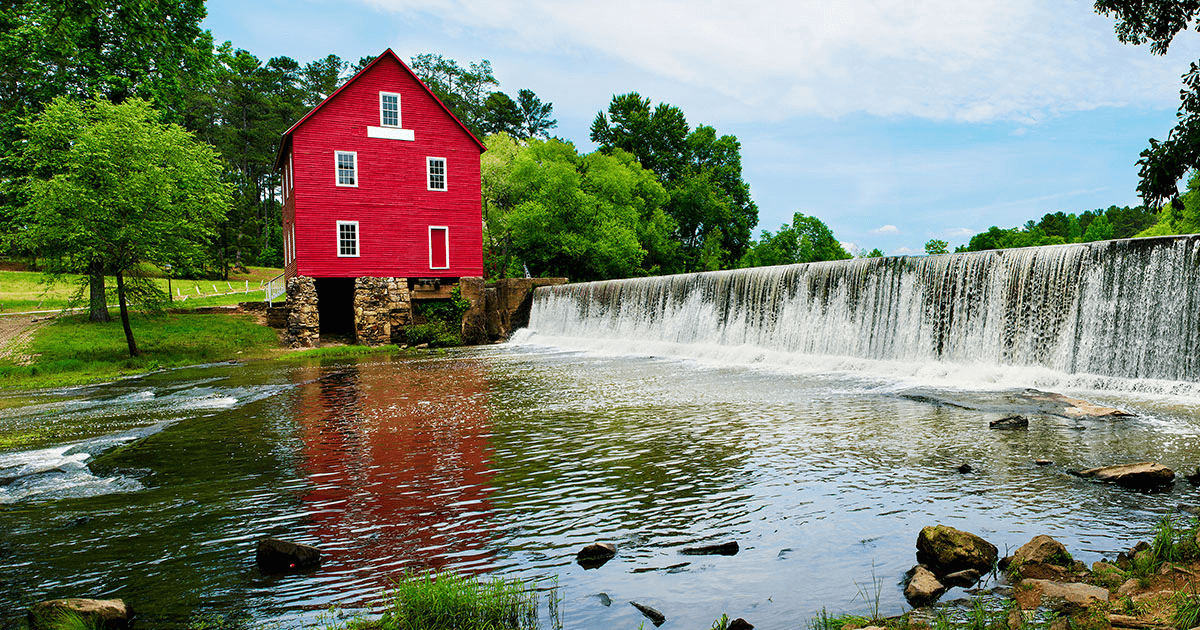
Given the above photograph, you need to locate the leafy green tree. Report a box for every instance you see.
[0,0,214,316]
[410,53,498,136]
[1082,213,1116,241]
[481,133,668,280]
[739,212,851,267]
[21,97,230,356]
[1095,1,1200,205]
[924,239,949,255]
[300,54,348,106]
[591,92,758,271]
[480,91,523,136]
[864,248,886,257]
[516,89,557,138]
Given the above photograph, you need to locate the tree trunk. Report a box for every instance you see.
[88,262,111,322]
[115,271,139,357]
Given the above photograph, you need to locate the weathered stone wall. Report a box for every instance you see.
[353,277,391,346]
[285,276,319,348]
[458,277,567,342]
[385,278,411,345]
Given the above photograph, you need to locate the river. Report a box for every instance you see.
[2,339,1199,629]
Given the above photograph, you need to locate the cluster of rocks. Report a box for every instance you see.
[902,524,1156,622]
[575,539,751,629]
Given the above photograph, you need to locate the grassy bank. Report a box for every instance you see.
[0,266,283,313]
[0,312,283,389]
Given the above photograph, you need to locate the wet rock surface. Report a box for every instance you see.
[1075,462,1175,488]
[28,599,131,630]
[916,525,998,576]
[256,538,321,573]
[577,542,617,569]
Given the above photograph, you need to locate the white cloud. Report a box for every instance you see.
[841,241,860,256]
[942,227,977,238]
[893,246,918,255]
[359,0,1199,123]
[872,224,900,234]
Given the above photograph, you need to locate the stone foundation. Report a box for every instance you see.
[281,274,562,347]
[285,276,319,348]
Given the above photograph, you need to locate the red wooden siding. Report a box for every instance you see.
[282,50,484,280]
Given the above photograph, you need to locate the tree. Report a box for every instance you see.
[739,212,851,267]
[864,248,886,257]
[924,239,949,255]
[0,0,215,317]
[480,91,523,137]
[1095,1,1200,205]
[21,97,230,356]
[516,89,557,138]
[591,92,758,271]
[410,53,498,136]
[300,54,348,106]
[480,133,669,281]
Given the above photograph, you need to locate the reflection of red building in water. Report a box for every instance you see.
[293,359,496,588]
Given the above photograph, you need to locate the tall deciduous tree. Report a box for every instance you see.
[739,212,851,268]
[1095,0,1200,205]
[591,92,758,272]
[22,97,230,356]
[0,0,213,318]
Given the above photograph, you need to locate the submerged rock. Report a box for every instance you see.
[990,415,1029,430]
[256,537,321,573]
[680,541,739,556]
[28,599,131,630]
[630,601,666,626]
[1075,463,1175,488]
[728,619,754,630]
[904,565,947,607]
[1035,459,1053,466]
[957,464,973,474]
[576,542,617,569]
[916,525,998,576]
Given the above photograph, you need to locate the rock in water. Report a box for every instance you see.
[990,415,1029,430]
[680,541,739,556]
[942,568,982,587]
[957,463,973,474]
[728,619,754,630]
[576,542,617,569]
[256,537,321,573]
[1021,579,1109,611]
[916,525,998,576]
[630,601,666,626]
[1075,463,1174,489]
[28,599,131,630]
[904,565,947,607]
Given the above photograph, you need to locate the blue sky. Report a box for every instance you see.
[203,0,1200,255]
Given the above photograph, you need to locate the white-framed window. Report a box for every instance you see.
[335,151,357,187]
[429,226,449,269]
[427,157,446,191]
[337,221,359,257]
[380,92,401,127]
[288,153,294,193]
[283,224,290,263]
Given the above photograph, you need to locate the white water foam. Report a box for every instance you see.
[518,236,1200,406]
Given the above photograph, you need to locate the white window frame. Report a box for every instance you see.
[337,221,360,258]
[288,153,294,194]
[379,92,401,128]
[429,225,449,269]
[335,151,357,187]
[427,157,447,191]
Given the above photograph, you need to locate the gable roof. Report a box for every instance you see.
[274,48,485,171]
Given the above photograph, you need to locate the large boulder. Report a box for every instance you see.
[1076,463,1174,489]
[916,525,998,576]
[28,599,131,630]
[904,565,947,607]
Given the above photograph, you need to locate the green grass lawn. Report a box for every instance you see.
[0,265,284,313]
[0,312,284,388]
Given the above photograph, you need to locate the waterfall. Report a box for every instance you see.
[525,235,1200,383]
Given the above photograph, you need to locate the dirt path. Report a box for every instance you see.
[0,315,49,366]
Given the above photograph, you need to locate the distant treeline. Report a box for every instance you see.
[956,205,1157,252]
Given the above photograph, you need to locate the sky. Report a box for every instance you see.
[202,0,1200,255]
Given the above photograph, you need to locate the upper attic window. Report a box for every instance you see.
[380,92,400,127]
